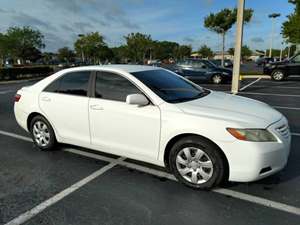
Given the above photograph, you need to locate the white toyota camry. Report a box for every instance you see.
[14,65,291,189]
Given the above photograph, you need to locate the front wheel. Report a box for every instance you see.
[30,115,57,150]
[211,74,223,84]
[271,70,285,81]
[169,136,227,189]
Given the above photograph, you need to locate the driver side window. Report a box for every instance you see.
[95,72,141,102]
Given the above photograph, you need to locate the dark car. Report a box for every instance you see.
[210,59,233,68]
[256,57,275,66]
[174,59,232,84]
[263,54,300,81]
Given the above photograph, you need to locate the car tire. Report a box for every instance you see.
[169,136,226,190]
[211,74,223,84]
[271,70,285,81]
[30,115,57,151]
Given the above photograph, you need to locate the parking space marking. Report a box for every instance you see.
[240,92,300,98]
[1,129,300,218]
[62,147,300,216]
[0,130,32,142]
[5,156,125,225]
[239,78,262,91]
[0,90,14,94]
[274,106,300,111]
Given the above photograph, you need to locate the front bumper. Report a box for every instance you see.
[218,117,291,182]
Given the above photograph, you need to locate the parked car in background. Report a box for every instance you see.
[14,65,291,189]
[210,59,233,68]
[174,59,232,84]
[256,57,274,66]
[264,53,300,81]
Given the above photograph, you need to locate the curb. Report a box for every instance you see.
[240,75,271,79]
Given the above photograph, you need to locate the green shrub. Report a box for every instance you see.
[0,66,54,81]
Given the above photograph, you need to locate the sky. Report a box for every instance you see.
[0,0,295,52]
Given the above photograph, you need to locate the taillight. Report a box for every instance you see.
[15,94,21,102]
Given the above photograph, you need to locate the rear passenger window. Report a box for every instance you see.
[95,72,141,102]
[44,71,90,97]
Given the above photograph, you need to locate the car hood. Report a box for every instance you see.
[176,91,282,128]
[269,60,288,66]
[212,67,232,74]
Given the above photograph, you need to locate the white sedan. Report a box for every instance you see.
[14,65,291,189]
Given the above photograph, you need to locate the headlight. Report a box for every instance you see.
[227,128,277,142]
[265,63,271,67]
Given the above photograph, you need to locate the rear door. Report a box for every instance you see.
[39,71,91,145]
[88,71,161,160]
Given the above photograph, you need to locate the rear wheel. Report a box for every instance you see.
[169,136,226,189]
[211,74,223,84]
[30,115,56,150]
[271,70,285,81]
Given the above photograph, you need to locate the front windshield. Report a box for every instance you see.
[204,60,217,68]
[131,69,209,103]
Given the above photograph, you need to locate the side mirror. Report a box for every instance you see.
[126,94,149,106]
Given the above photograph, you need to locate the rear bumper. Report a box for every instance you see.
[218,117,291,182]
[14,104,29,132]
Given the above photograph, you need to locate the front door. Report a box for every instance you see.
[89,71,161,160]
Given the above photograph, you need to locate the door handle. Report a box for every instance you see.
[41,96,51,102]
[90,105,104,110]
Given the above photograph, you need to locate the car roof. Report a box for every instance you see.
[63,64,161,73]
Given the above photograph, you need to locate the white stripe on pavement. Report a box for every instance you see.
[1,129,300,218]
[0,90,14,94]
[239,78,262,91]
[0,130,32,142]
[5,157,125,225]
[292,132,300,137]
[274,106,300,111]
[63,147,300,216]
[241,92,300,97]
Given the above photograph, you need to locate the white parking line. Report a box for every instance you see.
[239,78,262,91]
[5,157,125,225]
[1,129,300,220]
[63,148,300,216]
[274,106,300,111]
[240,92,300,97]
[0,90,14,94]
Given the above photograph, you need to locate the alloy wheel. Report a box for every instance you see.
[273,71,284,81]
[32,121,51,147]
[176,147,214,184]
[212,75,222,84]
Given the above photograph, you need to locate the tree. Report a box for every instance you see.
[124,33,153,63]
[204,8,253,65]
[282,0,300,50]
[111,46,130,63]
[74,32,108,64]
[174,45,192,60]
[241,45,252,60]
[228,48,235,56]
[152,41,179,60]
[5,26,44,63]
[57,47,75,63]
[198,45,214,58]
[229,46,252,60]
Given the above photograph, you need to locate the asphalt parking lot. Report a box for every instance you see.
[1,77,300,225]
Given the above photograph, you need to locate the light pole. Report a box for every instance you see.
[268,13,281,58]
[78,34,85,63]
[231,0,245,94]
